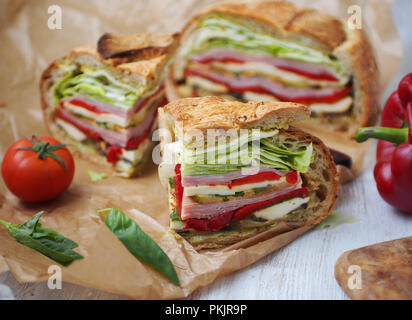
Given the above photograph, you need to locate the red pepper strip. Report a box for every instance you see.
[106,145,122,163]
[56,109,101,141]
[228,171,282,188]
[125,99,165,150]
[227,170,298,189]
[275,65,338,82]
[184,69,351,104]
[173,164,184,218]
[175,163,181,175]
[184,210,233,232]
[232,187,308,221]
[125,131,149,150]
[190,56,338,82]
[285,170,299,184]
[355,73,412,213]
[64,83,165,116]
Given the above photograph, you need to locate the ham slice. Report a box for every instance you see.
[63,96,128,117]
[189,49,338,81]
[182,167,288,187]
[63,83,164,118]
[185,68,350,104]
[181,184,299,220]
[57,101,158,147]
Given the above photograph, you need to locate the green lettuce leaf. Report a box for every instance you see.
[181,138,313,175]
[88,170,108,182]
[316,211,360,229]
[53,66,141,110]
[185,16,342,73]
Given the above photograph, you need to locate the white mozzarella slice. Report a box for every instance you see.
[63,89,163,128]
[64,102,128,127]
[56,119,87,141]
[183,176,295,196]
[159,162,176,189]
[253,196,309,220]
[121,138,150,164]
[243,91,279,102]
[186,76,229,93]
[212,61,349,87]
[310,96,353,114]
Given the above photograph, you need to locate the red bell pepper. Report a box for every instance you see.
[173,164,184,218]
[355,73,412,213]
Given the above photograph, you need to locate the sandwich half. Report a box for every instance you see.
[40,33,177,177]
[166,1,379,135]
[158,96,338,250]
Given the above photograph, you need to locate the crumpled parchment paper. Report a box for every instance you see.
[0,0,401,299]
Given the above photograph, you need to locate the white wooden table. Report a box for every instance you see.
[1,0,411,300]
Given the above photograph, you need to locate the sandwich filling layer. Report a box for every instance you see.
[165,126,314,234]
[51,61,166,176]
[173,15,354,126]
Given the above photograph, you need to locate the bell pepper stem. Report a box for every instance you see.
[354,127,408,144]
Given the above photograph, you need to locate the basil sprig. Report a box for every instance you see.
[99,208,180,286]
[0,211,83,266]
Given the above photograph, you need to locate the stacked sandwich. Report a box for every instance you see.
[41,33,177,177]
[167,1,379,134]
[158,97,338,249]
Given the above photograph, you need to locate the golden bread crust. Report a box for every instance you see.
[163,96,310,132]
[182,1,347,51]
[97,33,178,60]
[343,29,380,128]
[66,39,173,81]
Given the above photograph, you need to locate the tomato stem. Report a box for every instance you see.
[17,135,68,171]
[38,142,50,159]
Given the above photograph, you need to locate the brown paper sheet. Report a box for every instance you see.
[0,256,8,273]
[0,0,401,299]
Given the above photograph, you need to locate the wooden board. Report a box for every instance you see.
[335,237,412,300]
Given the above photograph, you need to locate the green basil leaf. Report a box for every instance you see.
[0,211,83,266]
[100,208,180,286]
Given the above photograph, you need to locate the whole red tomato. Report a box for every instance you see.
[1,136,75,202]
